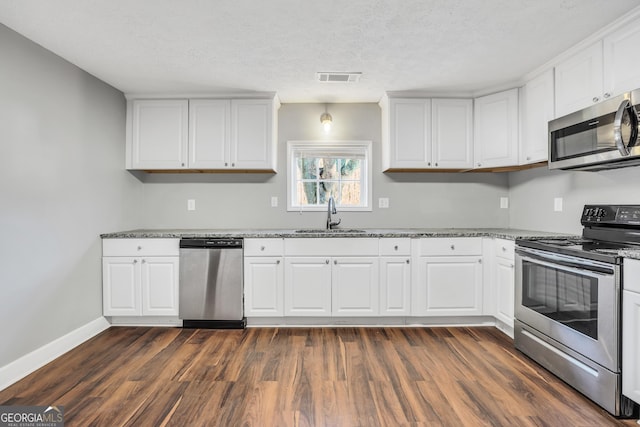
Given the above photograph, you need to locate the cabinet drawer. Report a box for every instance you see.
[418,237,482,256]
[379,238,411,256]
[102,238,180,257]
[244,238,284,256]
[494,239,515,261]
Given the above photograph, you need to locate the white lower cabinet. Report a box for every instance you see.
[412,238,483,316]
[102,238,180,317]
[494,257,515,326]
[332,257,379,316]
[623,259,640,405]
[103,256,179,316]
[379,257,411,316]
[284,257,332,316]
[243,238,285,317]
[244,257,284,316]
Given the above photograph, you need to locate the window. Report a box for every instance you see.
[287,141,372,211]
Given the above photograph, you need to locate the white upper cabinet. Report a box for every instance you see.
[188,99,230,169]
[129,100,189,169]
[603,25,640,98]
[127,97,277,171]
[381,96,473,170]
[474,89,519,168]
[385,98,432,169]
[231,99,274,169]
[432,98,474,168]
[519,69,554,165]
[555,41,604,118]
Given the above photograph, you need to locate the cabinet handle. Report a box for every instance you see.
[232,163,235,167]
[604,93,611,99]
[502,246,507,252]
[478,259,483,264]
[260,246,266,251]
[450,245,455,250]
[435,162,438,167]
[477,163,481,167]
[276,260,281,264]
[133,259,138,264]
[427,162,431,166]
[333,260,337,265]
[225,162,228,167]
[394,245,398,251]
[137,246,142,251]
[526,156,531,161]
[593,96,600,103]
[406,259,410,264]
[510,263,514,268]
[181,163,185,167]
[141,259,146,264]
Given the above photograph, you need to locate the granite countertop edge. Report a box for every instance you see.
[100,228,577,241]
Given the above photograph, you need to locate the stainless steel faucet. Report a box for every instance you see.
[326,196,341,230]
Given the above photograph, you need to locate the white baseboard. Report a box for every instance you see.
[0,317,110,391]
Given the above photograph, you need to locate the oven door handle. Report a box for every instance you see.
[515,248,615,276]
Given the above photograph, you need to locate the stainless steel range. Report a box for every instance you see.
[515,204,640,417]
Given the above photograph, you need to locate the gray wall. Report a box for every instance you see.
[140,103,510,229]
[0,24,141,368]
[508,166,640,234]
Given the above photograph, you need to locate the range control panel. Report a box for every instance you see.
[581,205,640,226]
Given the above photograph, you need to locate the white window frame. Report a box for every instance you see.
[287,140,372,212]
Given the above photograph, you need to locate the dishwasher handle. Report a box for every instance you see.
[180,238,243,249]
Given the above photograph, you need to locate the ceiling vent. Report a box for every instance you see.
[317,72,362,83]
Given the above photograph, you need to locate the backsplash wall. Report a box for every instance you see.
[139,103,510,229]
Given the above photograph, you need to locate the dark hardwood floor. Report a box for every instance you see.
[0,326,637,426]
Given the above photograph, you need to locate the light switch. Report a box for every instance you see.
[554,197,563,212]
[187,199,196,211]
[271,196,278,207]
[378,198,389,208]
[500,197,509,209]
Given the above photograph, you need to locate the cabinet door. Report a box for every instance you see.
[130,100,188,169]
[189,99,230,169]
[623,289,640,405]
[284,257,332,316]
[555,41,604,117]
[413,256,483,316]
[495,257,515,327]
[604,26,640,98]
[244,257,284,317]
[520,69,554,164]
[140,257,179,316]
[388,98,432,168]
[103,257,140,316]
[231,99,274,170]
[379,257,411,316]
[473,89,519,168]
[432,99,473,168]
[332,257,379,316]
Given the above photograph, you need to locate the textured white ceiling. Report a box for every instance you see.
[0,1,638,102]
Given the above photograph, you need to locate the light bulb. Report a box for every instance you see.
[320,112,332,133]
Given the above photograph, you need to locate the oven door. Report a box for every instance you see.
[515,247,619,372]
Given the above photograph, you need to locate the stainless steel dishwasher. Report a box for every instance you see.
[179,238,246,329]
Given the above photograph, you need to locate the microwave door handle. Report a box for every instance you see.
[613,99,639,156]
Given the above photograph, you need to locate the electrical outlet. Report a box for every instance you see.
[378,198,389,208]
[187,199,196,211]
[271,196,278,207]
[554,197,563,212]
[500,197,509,209]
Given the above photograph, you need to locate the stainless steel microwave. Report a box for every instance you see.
[548,89,640,171]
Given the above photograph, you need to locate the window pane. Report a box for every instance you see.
[341,159,361,179]
[319,158,340,179]
[297,158,317,179]
[296,182,317,205]
[340,182,361,206]
[319,181,339,204]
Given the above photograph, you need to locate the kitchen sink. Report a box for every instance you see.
[294,229,367,233]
